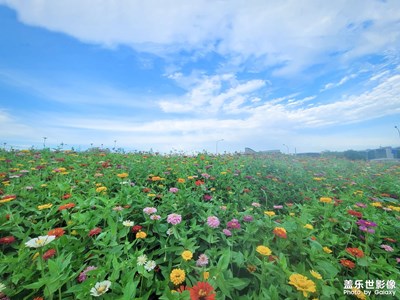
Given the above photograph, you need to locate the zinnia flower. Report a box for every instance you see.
[288,273,316,297]
[25,235,55,248]
[340,259,355,269]
[47,228,65,238]
[346,247,364,258]
[38,203,53,210]
[243,215,253,222]
[136,231,147,239]
[137,254,148,266]
[88,227,102,237]
[226,218,241,230]
[256,245,272,256]
[78,266,97,282]
[182,250,193,261]
[131,225,143,233]
[170,268,185,285]
[167,213,182,225]
[90,280,111,297]
[169,187,179,193]
[143,207,157,215]
[0,236,15,245]
[381,244,394,252]
[122,220,134,227]
[207,216,220,228]
[95,186,107,193]
[304,224,313,230]
[117,172,129,178]
[222,229,232,236]
[0,194,16,203]
[264,211,276,217]
[144,260,156,271]
[42,248,56,260]
[347,210,363,218]
[58,203,75,211]
[319,197,333,203]
[309,270,322,280]
[189,281,216,300]
[273,227,287,239]
[196,254,209,267]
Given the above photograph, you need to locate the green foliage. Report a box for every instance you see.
[0,150,399,299]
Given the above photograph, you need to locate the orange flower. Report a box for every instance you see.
[340,259,355,269]
[117,172,129,178]
[47,228,65,238]
[346,247,364,258]
[0,194,16,203]
[189,282,216,300]
[58,203,75,211]
[273,227,287,239]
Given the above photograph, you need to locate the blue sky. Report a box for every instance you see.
[0,0,399,154]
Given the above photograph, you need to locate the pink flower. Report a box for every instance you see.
[243,215,253,222]
[381,244,394,252]
[169,187,179,193]
[143,207,157,215]
[207,216,220,228]
[273,205,283,209]
[251,202,261,207]
[196,254,209,267]
[150,214,161,220]
[167,213,182,225]
[223,229,232,236]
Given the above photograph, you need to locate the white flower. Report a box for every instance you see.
[166,228,173,236]
[150,215,161,220]
[25,235,56,248]
[122,220,134,227]
[90,280,111,297]
[144,260,156,271]
[0,282,6,292]
[137,254,148,266]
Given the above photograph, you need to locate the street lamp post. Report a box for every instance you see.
[395,126,400,138]
[43,137,47,149]
[216,139,224,155]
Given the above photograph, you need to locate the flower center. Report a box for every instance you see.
[199,289,207,296]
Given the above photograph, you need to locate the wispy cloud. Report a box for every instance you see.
[2,0,399,75]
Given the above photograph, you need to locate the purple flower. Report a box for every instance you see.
[243,215,253,222]
[201,173,211,179]
[169,187,179,193]
[359,226,375,234]
[78,266,97,282]
[227,218,241,230]
[207,216,220,228]
[167,213,182,225]
[356,219,377,227]
[381,244,394,252]
[223,229,232,236]
[143,207,157,215]
[396,257,400,263]
[196,254,209,267]
[355,202,367,208]
[273,205,283,209]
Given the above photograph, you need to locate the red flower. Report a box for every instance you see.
[42,248,56,260]
[58,203,75,211]
[347,210,363,218]
[88,227,102,237]
[340,259,355,269]
[195,180,204,186]
[0,236,16,244]
[47,228,65,238]
[273,227,287,239]
[384,237,396,243]
[346,247,364,258]
[189,282,216,300]
[62,193,71,199]
[131,225,143,233]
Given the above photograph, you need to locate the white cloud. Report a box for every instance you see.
[1,0,399,75]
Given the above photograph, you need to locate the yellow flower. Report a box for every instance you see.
[71,230,78,236]
[147,193,156,197]
[304,224,314,230]
[170,268,185,285]
[220,171,227,175]
[323,247,332,254]
[177,178,186,183]
[2,181,10,186]
[136,231,147,239]
[256,245,272,256]
[309,270,322,280]
[288,273,316,297]
[38,203,53,210]
[264,211,276,217]
[96,186,107,193]
[289,213,295,216]
[319,197,332,203]
[181,250,193,261]
[371,202,382,207]
[203,272,209,280]
[41,184,48,188]
[313,177,324,181]
[117,172,129,178]
[388,205,400,212]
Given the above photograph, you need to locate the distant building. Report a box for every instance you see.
[244,147,281,155]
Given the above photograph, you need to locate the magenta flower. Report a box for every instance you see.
[207,216,220,228]
[203,195,212,201]
[196,254,209,267]
[273,205,283,209]
[78,266,97,282]
[243,215,253,222]
[227,218,241,230]
[223,229,232,236]
[167,213,182,225]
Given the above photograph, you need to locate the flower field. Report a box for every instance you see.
[0,149,399,299]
